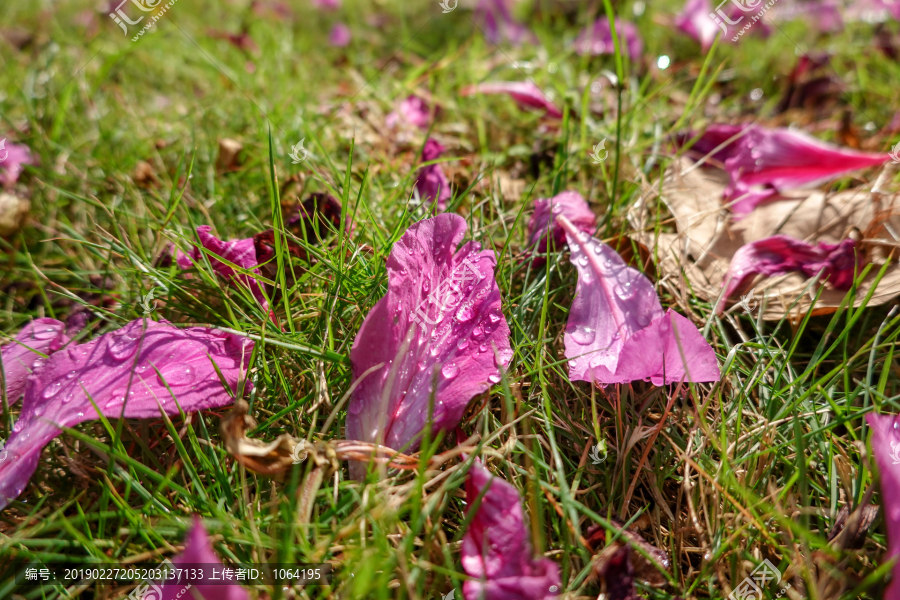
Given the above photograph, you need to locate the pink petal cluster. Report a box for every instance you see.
[462,460,561,600]
[460,82,563,120]
[159,517,249,600]
[386,95,432,131]
[0,319,253,509]
[866,412,900,600]
[0,139,34,188]
[527,192,596,266]
[329,22,351,47]
[178,225,272,309]
[414,139,452,210]
[574,17,643,59]
[720,235,859,306]
[346,214,512,473]
[475,0,535,45]
[2,318,69,405]
[559,216,719,386]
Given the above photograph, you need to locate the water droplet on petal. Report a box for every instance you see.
[456,303,476,323]
[157,364,196,387]
[488,373,501,383]
[457,339,469,350]
[42,381,64,400]
[570,325,596,344]
[442,363,460,379]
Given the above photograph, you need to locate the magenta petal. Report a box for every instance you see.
[386,95,431,131]
[189,226,269,309]
[461,82,563,119]
[676,124,748,164]
[527,192,596,265]
[574,17,643,59]
[557,215,664,382]
[346,214,512,462]
[160,516,249,600]
[0,140,35,188]
[312,0,340,10]
[329,22,351,47]
[866,413,900,600]
[675,0,720,50]
[724,126,889,216]
[2,319,68,405]
[721,235,859,303]
[0,319,253,509]
[475,0,535,45]
[415,139,452,210]
[461,460,561,600]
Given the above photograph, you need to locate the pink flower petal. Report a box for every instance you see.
[346,214,512,471]
[414,139,452,211]
[574,17,643,59]
[723,126,888,216]
[676,123,749,165]
[866,412,900,600]
[0,319,253,509]
[460,82,563,119]
[461,460,561,600]
[675,0,721,50]
[720,235,859,306]
[476,0,535,45]
[161,516,249,600]
[181,226,270,309]
[0,139,34,188]
[527,191,596,266]
[386,95,432,131]
[558,215,719,385]
[312,0,340,10]
[2,319,68,405]
[329,22,351,47]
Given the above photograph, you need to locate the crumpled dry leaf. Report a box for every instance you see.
[0,192,29,236]
[631,158,900,320]
[221,399,305,477]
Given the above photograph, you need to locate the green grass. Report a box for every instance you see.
[2,0,900,599]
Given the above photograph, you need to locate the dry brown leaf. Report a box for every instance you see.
[631,158,900,320]
[221,399,303,478]
[0,192,29,237]
[216,138,244,172]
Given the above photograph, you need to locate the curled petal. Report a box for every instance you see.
[0,319,253,509]
[574,17,643,59]
[461,82,563,119]
[346,214,512,472]
[462,460,561,600]
[527,192,596,265]
[1,319,68,405]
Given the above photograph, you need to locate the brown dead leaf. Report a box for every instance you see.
[221,399,303,478]
[631,158,900,320]
[0,192,29,237]
[216,138,244,172]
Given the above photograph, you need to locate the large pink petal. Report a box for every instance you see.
[160,516,249,600]
[182,225,270,309]
[574,17,643,59]
[461,460,561,600]
[527,192,596,266]
[0,140,35,188]
[346,214,512,467]
[675,0,720,50]
[414,139,452,210]
[386,95,432,131]
[676,123,748,165]
[866,413,900,600]
[0,319,253,509]
[557,215,664,382]
[2,319,68,405]
[460,82,563,119]
[724,126,888,216]
[720,235,859,305]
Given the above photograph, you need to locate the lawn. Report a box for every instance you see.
[1,0,900,599]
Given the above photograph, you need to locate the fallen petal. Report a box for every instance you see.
[675,124,748,165]
[329,22,351,47]
[461,82,563,119]
[386,95,432,131]
[865,412,900,600]
[1,318,68,405]
[346,214,512,474]
[574,17,643,59]
[462,460,561,600]
[475,0,535,45]
[0,139,34,188]
[415,139,452,210]
[527,191,596,266]
[675,0,720,50]
[0,319,253,509]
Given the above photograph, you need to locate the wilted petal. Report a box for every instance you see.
[0,319,253,509]
[724,126,888,216]
[461,82,563,119]
[720,234,859,305]
[414,139,452,211]
[866,413,900,600]
[161,516,249,600]
[386,95,432,131]
[676,124,748,165]
[462,460,561,600]
[559,216,719,385]
[675,0,720,50]
[181,225,270,308]
[0,140,34,188]
[574,17,643,59]
[2,319,68,405]
[329,22,351,47]
[346,214,512,468]
[527,192,596,265]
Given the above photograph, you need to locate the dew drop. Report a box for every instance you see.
[42,381,64,400]
[488,373,501,384]
[582,273,592,284]
[457,339,469,350]
[157,364,197,387]
[570,325,596,344]
[577,255,589,267]
[488,312,501,323]
[442,363,460,379]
